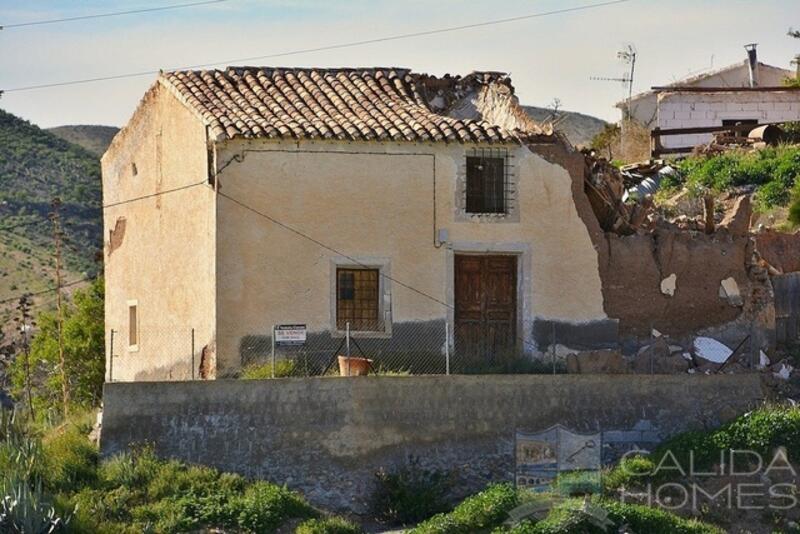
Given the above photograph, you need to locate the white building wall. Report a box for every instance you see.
[656,90,800,150]
[624,61,793,126]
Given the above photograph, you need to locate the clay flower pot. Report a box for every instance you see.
[338,356,372,376]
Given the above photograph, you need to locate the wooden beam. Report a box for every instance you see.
[651,85,800,93]
[651,121,786,137]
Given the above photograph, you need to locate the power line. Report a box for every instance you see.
[102,180,209,208]
[0,218,50,232]
[0,277,93,305]
[218,191,545,352]
[218,191,453,310]
[2,0,633,93]
[1,0,230,30]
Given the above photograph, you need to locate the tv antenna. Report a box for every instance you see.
[591,44,637,156]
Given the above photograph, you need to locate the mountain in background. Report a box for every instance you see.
[48,125,119,157]
[522,105,608,148]
[0,109,103,330]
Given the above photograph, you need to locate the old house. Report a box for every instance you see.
[102,66,622,380]
[103,66,777,381]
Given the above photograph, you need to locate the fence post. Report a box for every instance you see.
[271,325,276,379]
[551,323,556,375]
[109,329,115,382]
[445,321,450,375]
[191,328,195,380]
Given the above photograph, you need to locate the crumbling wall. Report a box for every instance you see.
[566,148,776,349]
[599,230,772,341]
[415,71,550,137]
[756,231,800,274]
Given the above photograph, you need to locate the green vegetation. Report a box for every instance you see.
[371,457,452,525]
[672,145,800,213]
[409,484,721,534]
[0,108,102,295]
[9,277,105,417]
[1,410,366,533]
[241,359,298,379]
[507,497,722,534]
[295,517,362,534]
[604,404,800,490]
[410,483,518,533]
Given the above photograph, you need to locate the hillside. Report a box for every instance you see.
[0,109,102,331]
[48,125,119,157]
[522,105,608,147]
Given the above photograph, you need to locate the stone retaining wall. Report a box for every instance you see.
[102,375,764,514]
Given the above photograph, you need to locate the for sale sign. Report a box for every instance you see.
[274,324,307,346]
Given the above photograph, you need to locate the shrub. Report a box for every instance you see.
[507,497,722,534]
[410,483,518,533]
[296,517,363,534]
[371,457,452,525]
[678,145,800,211]
[41,421,98,493]
[789,191,800,227]
[614,405,800,485]
[240,359,296,379]
[99,448,160,491]
[603,455,656,491]
[232,481,313,532]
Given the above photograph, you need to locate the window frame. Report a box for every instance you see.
[127,299,139,352]
[465,155,507,214]
[456,147,517,222]
[330,259,392,337]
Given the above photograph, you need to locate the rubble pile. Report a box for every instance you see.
[582,150,654,234]
[564,333,796,382]
[583,151,773,236]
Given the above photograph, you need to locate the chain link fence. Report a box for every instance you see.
[107,319,570,382]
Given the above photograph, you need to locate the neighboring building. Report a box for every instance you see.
[618,48,794,127]
[653,87,800,152]
[616,47,800,153]
[102,67,615,380]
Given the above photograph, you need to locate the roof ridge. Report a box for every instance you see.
[158,67,549,143]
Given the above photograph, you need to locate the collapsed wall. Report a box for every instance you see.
[756,231,800,274]
[599,229,774,350]
[566,149,778,355]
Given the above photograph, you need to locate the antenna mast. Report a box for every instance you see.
[591,44,637,157]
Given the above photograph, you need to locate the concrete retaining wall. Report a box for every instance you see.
[102,375,765,514]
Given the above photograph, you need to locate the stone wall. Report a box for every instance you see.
[102,375,764,514]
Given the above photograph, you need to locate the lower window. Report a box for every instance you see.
[336,268,381,331]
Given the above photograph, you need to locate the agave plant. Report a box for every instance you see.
[0,476,70,533]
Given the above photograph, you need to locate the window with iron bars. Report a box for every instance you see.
[336,268,382,331]
[465,149,511,215]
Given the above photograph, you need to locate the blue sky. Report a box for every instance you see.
[1,0,797,128]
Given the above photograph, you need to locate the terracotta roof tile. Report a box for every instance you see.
[161,67,549,144]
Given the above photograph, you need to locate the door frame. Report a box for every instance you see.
[446,242,532,355]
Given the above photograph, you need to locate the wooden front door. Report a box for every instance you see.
[454,255,517,361]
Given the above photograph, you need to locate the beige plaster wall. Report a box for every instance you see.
[102,81,216,381]
[214,139,606,372]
